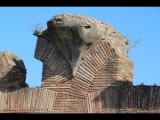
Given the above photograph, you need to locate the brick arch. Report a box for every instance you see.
[35,36,133,99]
[69,39,118,98]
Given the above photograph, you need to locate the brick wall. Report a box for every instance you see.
[1,85,160,113]
[85,85,160,113]
[0,51,28,89]
[0,88,57,113]
[89,57,133,92]
[0,49,159,113]
[34,37,133,97]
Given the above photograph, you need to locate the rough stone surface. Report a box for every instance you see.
[35,13,128,74]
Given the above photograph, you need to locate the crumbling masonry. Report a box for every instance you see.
[0,13,160,113]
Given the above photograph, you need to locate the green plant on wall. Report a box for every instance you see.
[33,29,41,35]
[31,22,45,36]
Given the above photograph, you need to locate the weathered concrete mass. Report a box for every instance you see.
[34,13,128,74]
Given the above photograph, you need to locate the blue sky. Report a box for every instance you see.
[0,7,160,87]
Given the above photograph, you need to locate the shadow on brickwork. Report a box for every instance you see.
[0,58,28,91]
[94,81,160,111]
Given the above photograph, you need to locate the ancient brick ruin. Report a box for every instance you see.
[0,13,160,113]
[0,51,28,90]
